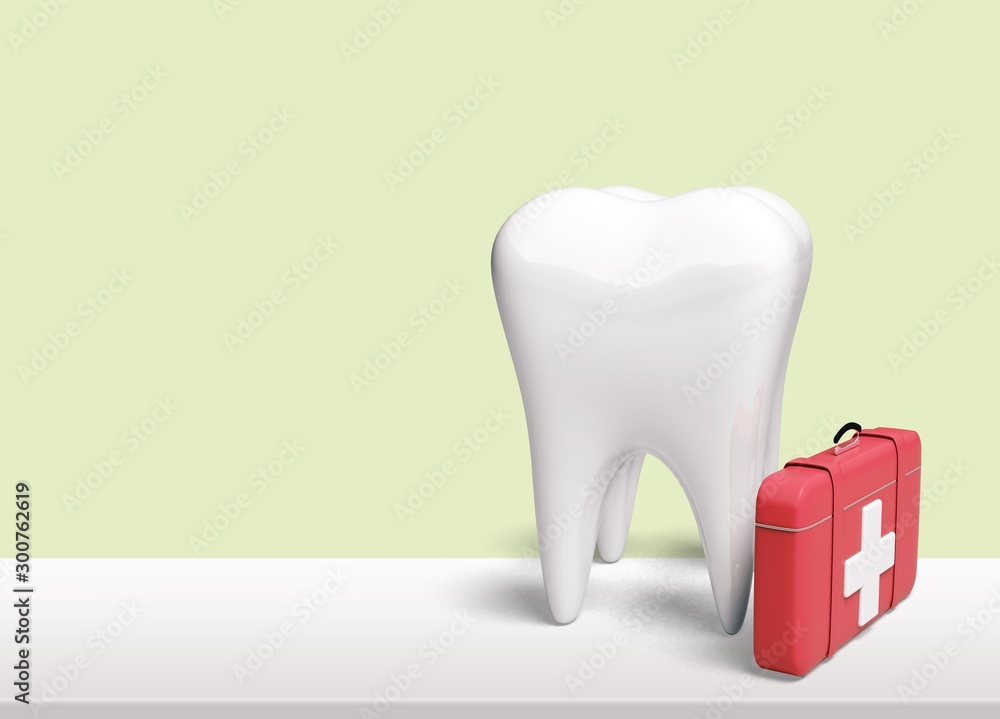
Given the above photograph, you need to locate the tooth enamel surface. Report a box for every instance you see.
[491,186,812,634]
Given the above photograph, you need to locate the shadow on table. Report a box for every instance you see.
[466,550,803,679]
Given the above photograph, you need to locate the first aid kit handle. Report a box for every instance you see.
[833,422,862,455]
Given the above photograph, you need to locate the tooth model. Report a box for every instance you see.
[491,186,812,633]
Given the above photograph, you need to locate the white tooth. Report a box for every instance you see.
[596,453,643,564]
[491,185,812,633]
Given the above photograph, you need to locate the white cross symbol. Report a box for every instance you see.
[843,499,896,626]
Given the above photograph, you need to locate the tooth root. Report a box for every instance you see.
[667,390,766,635]
[686,475,755,635]
[597,454,643,563]
[530,432,616,624]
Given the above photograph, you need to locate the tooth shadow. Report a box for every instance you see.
[634,584,804,677]
[469,568,560,625]
[467,560,784,674]
[592,559,761,673]
[651,605,757,674]
[635,580,721,634]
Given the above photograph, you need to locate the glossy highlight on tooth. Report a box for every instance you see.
[491,185,812,633]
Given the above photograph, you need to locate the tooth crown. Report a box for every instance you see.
[492,186,812,634]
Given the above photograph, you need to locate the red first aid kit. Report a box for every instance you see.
[753,423,921,676]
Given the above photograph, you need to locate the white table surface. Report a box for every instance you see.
[2,558,997,717]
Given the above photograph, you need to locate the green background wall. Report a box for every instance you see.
[2,0,996,558]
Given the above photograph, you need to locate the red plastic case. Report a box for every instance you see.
[753,427,921,676]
